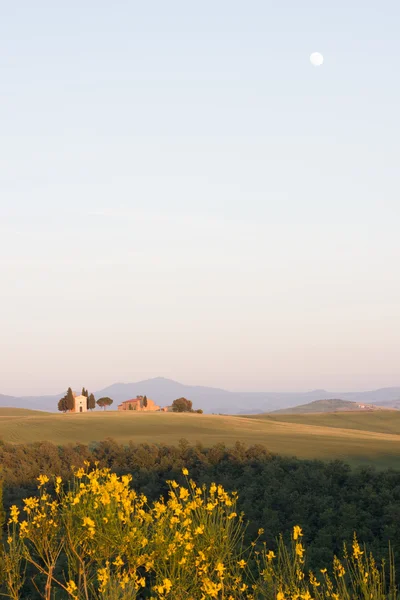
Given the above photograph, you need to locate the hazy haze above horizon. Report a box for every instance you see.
[1,2,400,396]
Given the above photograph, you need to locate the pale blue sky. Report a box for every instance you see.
[1,1,400,395]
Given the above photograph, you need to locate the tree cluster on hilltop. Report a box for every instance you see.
[171,397,203,413]
[57,391,199,414]
[57,387,98,412]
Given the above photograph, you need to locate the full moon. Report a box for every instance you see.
[310,52,324,66]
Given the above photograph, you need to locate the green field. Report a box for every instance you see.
[0,407,51,417]
[246,410,400,435]
[1,409,400,469]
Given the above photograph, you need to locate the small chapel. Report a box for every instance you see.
[71,393,88,413]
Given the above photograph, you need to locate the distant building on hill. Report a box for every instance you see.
[118,395,160,412]
[71,393,87,413]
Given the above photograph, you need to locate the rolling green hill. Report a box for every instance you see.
[0,407,52,417]
[270,398,382,414]
[1,411,400,469]
[245,410,400,435]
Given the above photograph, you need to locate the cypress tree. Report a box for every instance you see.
[66,387,75,412]
[88,393,96,410]
[143,395,148,408]
[57,395,68,412]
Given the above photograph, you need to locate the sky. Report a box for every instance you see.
[1,1,400,395]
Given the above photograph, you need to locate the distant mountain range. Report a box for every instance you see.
[1,377,400,414]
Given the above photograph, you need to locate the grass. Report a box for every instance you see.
[0,407,51,417]
[245,410,400,434]
[1,410,400,468]
[270,398,367,414]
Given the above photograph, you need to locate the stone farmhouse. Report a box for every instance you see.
[118,395,160,412]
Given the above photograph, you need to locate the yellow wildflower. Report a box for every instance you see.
[333,557,346,578]
[179,487,189,500]
[23,496,39,514]
[97,565,109,593]
[293,525,303,540]
[37,474,49,487]
[194,525,204,535]
[182,467,189,475]
[163,579,172,594]
[154,578,173,595]
[297,568,305,580]
[352,537,364,560]
[202,578,222,598]
[9,505,20,524]
[309,571,320,587]
[66,580,78,597]
[185,542,194,551]
[19,521,29,537]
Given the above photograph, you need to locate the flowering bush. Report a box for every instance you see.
[0,464,396,599]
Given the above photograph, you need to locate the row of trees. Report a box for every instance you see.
[57,387,114,412]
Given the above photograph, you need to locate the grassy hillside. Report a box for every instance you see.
[0,407,51,416]
[1,411,400,469]
[246,411,400,435]
[271,398,381,414]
